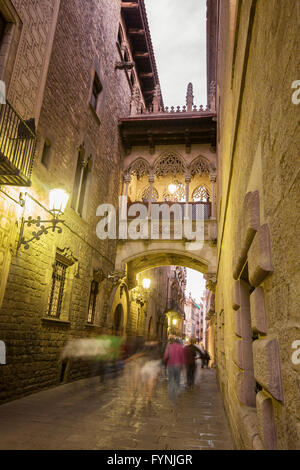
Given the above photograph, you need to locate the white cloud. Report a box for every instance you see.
[144,0,207,107]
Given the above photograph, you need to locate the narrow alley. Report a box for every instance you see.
[0,369,233,450]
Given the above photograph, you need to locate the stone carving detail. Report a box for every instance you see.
[56,247,77,266]
[250,287,268,335]
[130,84,142,116]
[253,338,284,403]
[8,0,58,117]
[154,152,185,177]
[209,81,216,112]
[248,224,273,287]
[163,182,186,202]
[152,84,162,113]
[140,186,159,202]
[190,157,211,177]
[204,273,217,293]
[192,185,211,202]
[186,82,194,113]
[128,159,149,179]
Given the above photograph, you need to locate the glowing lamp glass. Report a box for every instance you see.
[49,189,69,216]
[142,278,151,289]
[172,319,178,326]
[168,184,177,195]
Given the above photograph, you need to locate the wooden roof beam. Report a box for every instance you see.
[128,28,145,35]
[135,52,149,58]
[121,2,139,9]
[140,72,154,78]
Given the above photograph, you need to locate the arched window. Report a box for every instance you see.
[140,186,159,202]
[192,185,211,202]
[163,182,186,202]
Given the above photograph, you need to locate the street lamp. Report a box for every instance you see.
[49,188,69,217]
[18,188,69,250]
[143,278,151,289]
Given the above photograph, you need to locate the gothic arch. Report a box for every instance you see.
[139,185,159,202]
[192,184,211,202]
[189,156,212,177]
[154,150,186,177]
[127,158,150,179]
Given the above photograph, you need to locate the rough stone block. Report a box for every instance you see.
[237,370,256,408]
[232,280,240,310]
[234,309,242,337]
[233,192,260,280]
[240,191,260,259]
[233,339,254,370]
[248,224,273,287]
[253,338,284,402]
[256,391,277,450]
[250,287,268,335]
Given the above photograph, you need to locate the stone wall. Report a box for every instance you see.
[215,0,300,449]
[0,0,134,403]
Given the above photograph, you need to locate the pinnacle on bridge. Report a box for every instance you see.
[152,84,162,113]
[186,82,194,113]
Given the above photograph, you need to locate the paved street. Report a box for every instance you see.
[0,368,234,450]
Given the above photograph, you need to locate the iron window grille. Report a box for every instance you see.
[47,259,68,318]
[87,280,99,324]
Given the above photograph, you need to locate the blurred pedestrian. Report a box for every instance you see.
[164,336,185,401]
[199,342,210,369]
[139,342,163,407]
[184,337,202,388]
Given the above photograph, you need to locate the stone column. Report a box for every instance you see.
[148,173,154,217]
[122,173,131,219]
[185,173,191,218]
[210,173,217,220]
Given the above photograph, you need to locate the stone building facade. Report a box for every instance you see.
[209,0,300,450]
[0,0,155,404]
[184,294,204,343]
[128,265,186,341]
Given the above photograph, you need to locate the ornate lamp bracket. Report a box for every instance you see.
[18,215,64,250]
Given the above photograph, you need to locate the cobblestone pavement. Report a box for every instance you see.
[0,368,234,450]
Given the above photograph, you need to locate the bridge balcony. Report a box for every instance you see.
[119,201,217,242]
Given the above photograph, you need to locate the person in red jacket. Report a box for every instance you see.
[163,336,185,401]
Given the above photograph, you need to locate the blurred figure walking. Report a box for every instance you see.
[184,337,202,388]
[164,336,185,402]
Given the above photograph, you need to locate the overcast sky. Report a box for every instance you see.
[144,1,207,302]
[144,0,207,108]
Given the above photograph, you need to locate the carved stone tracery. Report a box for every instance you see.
[190,157,211,177]
[128,159,150,179]
[154,152,185,177]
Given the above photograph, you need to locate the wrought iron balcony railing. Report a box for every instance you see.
[0,100,37,186]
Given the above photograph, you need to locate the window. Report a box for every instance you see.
[71,144,92,217]
[87,280,99,324]
[90,72,102,112]
[47,259,68,319]
[41,138,51,168]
